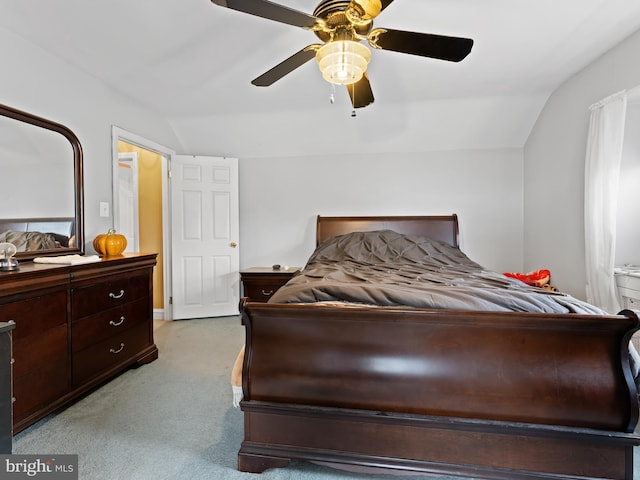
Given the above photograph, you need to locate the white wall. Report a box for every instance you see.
[524,28,640,299]
[239,149,524,274]
[0,27,182,250]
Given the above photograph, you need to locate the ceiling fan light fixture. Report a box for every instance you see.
[316,40,371,85]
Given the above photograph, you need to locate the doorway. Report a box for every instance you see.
[112,126,173,319]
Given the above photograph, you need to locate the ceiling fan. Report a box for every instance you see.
[210,0,473,109]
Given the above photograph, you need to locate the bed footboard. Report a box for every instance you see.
[238,301,640,479]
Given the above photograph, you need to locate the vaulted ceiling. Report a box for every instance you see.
[2,0,640,154]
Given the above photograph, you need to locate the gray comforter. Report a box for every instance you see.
[270,230,605,314]
[270,230,640,387]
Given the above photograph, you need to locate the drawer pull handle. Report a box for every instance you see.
[261,289,274,296]
[110,316,125,327]
[11,397,15,404]
[110,343,125,354]
[109,289,125,299]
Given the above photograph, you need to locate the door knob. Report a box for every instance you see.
[230,241,238,248]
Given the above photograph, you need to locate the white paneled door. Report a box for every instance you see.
[170,155,239,320]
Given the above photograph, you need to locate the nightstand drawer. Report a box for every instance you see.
[242,280,288,302]
[240,267,299,303]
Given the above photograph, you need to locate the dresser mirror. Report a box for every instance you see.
[0,104,84,261]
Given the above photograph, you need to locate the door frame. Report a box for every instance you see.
[111,126,175,319]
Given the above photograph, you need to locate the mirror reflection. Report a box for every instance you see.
[0,104,84,260]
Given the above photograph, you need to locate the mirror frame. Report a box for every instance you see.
[0,103,84,261]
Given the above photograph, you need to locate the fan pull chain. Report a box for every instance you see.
[350,81,356,117]
[327,83,357,116]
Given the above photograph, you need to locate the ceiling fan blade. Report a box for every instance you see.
[252,45,320,87]
[211,0,318,29]
[346,73,375,109]
[348,0,395,20]
[369,28,473,62]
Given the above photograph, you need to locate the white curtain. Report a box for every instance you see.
[584,91,627,313]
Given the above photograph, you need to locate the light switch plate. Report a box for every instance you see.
[99,202,109,217]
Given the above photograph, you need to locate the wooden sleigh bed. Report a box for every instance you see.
[237,215,640,480]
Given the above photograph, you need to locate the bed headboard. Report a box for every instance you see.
[316,214,460,248]
[0,217,75,249]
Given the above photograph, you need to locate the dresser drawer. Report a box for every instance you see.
[0,292,67,342]
[72,273,149,319]
[0,291,69,430]
[13,324,68,379]
[72,321,151,385]
[616,273,640,291]
[13,325,69,421]
[72,297,150,352]
[13,356,69,421]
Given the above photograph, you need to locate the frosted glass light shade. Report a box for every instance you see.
[316,40,371,85]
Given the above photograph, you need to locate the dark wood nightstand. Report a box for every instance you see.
[240,267,300,303]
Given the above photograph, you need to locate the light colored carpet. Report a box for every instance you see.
[12,317,638,480]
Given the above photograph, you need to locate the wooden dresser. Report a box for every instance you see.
[0,253,157,433]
